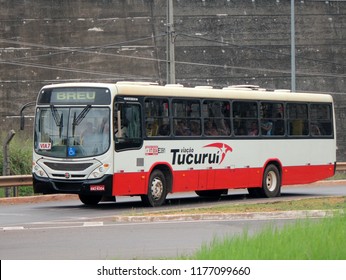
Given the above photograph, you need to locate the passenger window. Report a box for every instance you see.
[144,98,170,137]
[310,104,333,136]
[203,100,231,136]
[287,103,309,136]
[233,101,258,136]
[260,102,284,136]
[172,99,201,136]
[114,103,142,150]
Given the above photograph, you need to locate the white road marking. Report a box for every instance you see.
[1,226,25,231]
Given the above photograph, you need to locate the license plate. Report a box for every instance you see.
[90,185,105,191]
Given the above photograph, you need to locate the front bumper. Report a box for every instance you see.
[33,173,113,196]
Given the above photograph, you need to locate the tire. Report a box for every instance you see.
[195,189,227,198]
[141,170,167,207]
[261,164,281,198]
[247,164,281,198]
[78,194,102,206]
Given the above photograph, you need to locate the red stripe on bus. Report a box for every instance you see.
[112,171,147,196]
[281,164,335,185]
[112,164,334,196]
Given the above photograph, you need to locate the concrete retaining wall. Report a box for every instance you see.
[1,0,345,160]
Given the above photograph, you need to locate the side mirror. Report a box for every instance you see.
[19,101,36,130]
[20,115,25,130]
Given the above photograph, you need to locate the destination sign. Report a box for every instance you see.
[54,91,96,101]
[38,87,111,105]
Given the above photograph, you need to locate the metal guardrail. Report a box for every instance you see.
[0,175,32,188]
[0,163,345,189]
[337,162,346,171]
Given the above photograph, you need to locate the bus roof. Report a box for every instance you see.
[41,82,333,103]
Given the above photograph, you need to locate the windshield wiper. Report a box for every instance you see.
[50,105,64,137]
[50,105,61,127]
[73,105,91,126]
[59,114,63,137]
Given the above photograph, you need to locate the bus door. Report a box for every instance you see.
[113,99,145,195]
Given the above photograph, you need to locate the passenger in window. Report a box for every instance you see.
[311,124,321,136]
[115,121,128,139]
[205,120,218,136]
[190,121,201,136]
[175,120,190,136]
[147,121,159,136]
[274,120,284,135]
[248,121,259,136]
[291,120,303,135]
[215,119,230,135]
[261,120,273,135]
[158,124,170,136]
[235,126,246,136]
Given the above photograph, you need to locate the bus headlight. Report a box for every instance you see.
[90,171,101,178]
[33,162,48,178]
[88,164,110,179]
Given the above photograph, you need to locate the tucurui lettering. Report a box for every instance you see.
[171,143,232,166]
[171,149,220,165]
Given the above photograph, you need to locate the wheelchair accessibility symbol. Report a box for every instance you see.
[68,147,76,156]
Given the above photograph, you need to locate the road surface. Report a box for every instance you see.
[0,182,345,259]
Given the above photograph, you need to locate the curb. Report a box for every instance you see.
[103,209,338,224]
[0,194,78,205]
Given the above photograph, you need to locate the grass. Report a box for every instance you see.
[132,196,346,217]
[0,186,34,197]
[132,196,345,260]
[329,171,346,180]
[0,131,32,174]
[155,197,344,260]
[0,131,33,198]
[182,212,346,260]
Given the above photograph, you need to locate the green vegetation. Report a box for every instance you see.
[183,212,346,260]
[0,131,32,174]
[0,131,33,197]
[329,171,346,180]
[135,196,345,216]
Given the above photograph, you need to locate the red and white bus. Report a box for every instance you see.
[32,82,336,206]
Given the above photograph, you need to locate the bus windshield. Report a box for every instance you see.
[34,106,110,158]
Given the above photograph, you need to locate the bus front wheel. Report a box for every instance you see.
[78,194,102,206]
[141,170,167,207]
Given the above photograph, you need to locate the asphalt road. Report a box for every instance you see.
[0,182,345,259]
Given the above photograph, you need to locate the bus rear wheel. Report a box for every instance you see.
[247,164,281,198]
[262,164,281,197]
[141,170,167,207]
[78,194,102,206]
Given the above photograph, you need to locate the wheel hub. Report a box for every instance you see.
[150,177,163,200]
[266,171,277,192]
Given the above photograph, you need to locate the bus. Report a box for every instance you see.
[32,82,336,206]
